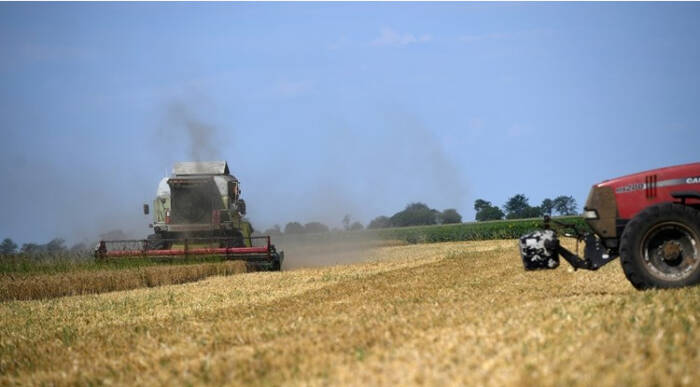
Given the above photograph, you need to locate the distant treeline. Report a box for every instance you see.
[473,194,578,221]
[0,237,88,255]
[264,194,576,235]
[263,203,463,236]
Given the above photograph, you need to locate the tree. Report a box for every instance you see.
[474,199,493,212]
[476,206,505,221]
[264,225,282,236]
[304,222,330,233]
[474,199,505,221]
[504,194,542,219]
[46,238,66,252]
[540,198,554,215]
[284,222,305,234]
[553,195,578,216]
[439,209,462,224]
[342,214,352,231]
[367,216,392,229]
[349,221,364,231]
[390,202,439,227]
[21,243,41,254]
[521,206,543,218]
[504,194,530,219]
[0,238,17,254]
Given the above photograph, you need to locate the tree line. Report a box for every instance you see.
[0,237,88,255]
[367,203,462,229]
[474,194,577,221]
[262,215,365,236]
[262,203,463,235]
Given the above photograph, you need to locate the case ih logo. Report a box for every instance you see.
[616,176,700,194]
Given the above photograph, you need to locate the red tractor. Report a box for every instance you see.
[520,162,700,289]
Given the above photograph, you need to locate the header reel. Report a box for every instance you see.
[95,235,283,271]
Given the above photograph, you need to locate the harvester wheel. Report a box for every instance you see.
[271,258,282,271]
[620,203,700,289]
[146,234,168,250]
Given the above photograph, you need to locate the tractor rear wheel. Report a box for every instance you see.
[620,203,700,289]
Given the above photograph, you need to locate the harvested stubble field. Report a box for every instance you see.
[0,260,248,301]
[1,240,698,386]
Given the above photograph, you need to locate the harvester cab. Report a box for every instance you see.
[519,162,700,289]
[95,161,283,271]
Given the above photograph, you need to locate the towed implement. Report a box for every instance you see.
[520,162,700,289]
[96,161,283,270]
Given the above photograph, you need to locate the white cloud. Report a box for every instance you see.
[371,28,432,47]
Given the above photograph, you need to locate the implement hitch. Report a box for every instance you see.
[519,216,617,271]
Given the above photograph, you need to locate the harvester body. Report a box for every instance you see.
[521,162,700,289]
[96,161,283,270]
[150,161,251,244]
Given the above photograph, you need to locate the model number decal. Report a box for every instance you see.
[616,183,646,193]
[615,176,700,194]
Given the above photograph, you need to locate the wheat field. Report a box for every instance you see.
[1,240,697,386]
[0,260,248,301]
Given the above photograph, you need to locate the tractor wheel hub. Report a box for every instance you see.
[660,241,682,263]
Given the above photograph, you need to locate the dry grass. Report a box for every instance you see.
[0,260,248,301]
[0,239,697,386]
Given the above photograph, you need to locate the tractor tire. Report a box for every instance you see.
[619,203,700,289]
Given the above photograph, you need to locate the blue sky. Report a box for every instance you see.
[1,2,699,245]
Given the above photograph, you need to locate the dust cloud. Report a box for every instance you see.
[270,232,401,270]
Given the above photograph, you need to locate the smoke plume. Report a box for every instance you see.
[159,100,222,162]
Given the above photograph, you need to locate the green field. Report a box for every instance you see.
[370,216,588,243]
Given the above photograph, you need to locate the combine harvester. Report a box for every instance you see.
[520,162,700,289]
[95,161,283,271]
